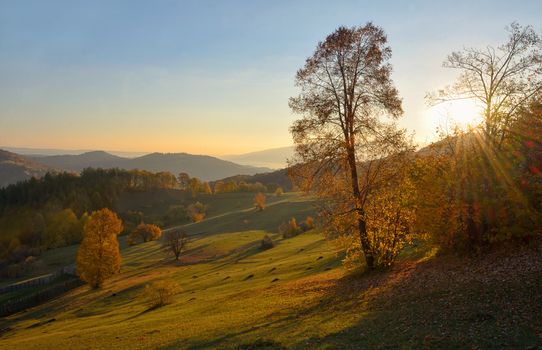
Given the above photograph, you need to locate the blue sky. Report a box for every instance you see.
[1,0,541,154]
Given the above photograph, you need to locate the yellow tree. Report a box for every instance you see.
[213,180,225,194]
[189,177,201,198]
[254,192,266,211]
[127,223,161,245]
[76,208,123,288]
[202,181,212,194]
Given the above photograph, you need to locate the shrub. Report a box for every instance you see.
[274,187,284,197]
[305,216,315,229]
[127,223,162,245]
[260,235,275,250]
[330,176,416,269]
[143,279,181,308]
[364,181,415,267]
[280,216,315,238]
[279,218,302,238]
[298,216,315,232]
[186,202,207,223]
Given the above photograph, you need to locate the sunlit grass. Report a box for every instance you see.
[1,193,540,349]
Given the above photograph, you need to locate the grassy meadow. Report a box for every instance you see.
[0,192,541,349]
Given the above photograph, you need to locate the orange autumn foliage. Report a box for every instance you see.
[76,208,123,288]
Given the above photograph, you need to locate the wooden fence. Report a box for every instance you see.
[0,264,81,317]
[0,277,83,317]
[0,264,76,295]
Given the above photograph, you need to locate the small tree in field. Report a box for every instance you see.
[127,223,162,245]
[143,279,181,308]
[274,187,284,197]
[162,230,189,261]
[254,192,266,211]
[76,208,123,288]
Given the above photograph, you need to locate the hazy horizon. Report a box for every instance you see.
[0,144,294,159]
[1,0,541,154]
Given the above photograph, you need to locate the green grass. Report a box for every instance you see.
[1,192,541,349]
[1,192,313,287]
[0,229,342,349]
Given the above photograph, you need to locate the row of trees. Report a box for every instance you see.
[289,22,542,270]
[213,180,269,194]
[178,172,281,196]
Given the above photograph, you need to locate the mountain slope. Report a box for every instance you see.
[31,151,124,171]
[125,153,271,180]
[32,151,271,181]
[0,150,50,188]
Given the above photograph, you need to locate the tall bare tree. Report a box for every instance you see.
[289,23,411,269]
[429,22,542,146]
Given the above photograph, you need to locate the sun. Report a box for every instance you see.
[425,99,483,130]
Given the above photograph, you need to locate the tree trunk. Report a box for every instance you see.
[357,215,374,269]
[346,144,375,270]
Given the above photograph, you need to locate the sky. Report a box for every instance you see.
[1,0,541,156]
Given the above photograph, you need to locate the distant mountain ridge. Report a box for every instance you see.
[32,151,124,170]
[1,146,146,158]
[28,151,271,182]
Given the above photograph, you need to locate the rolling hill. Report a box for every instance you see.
[0,150,50,188]
[30,151,124,171]
[30,151,272,181]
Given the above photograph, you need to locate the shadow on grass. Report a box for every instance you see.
[159,245,542,350]
[122,304,163,321]
[183,200,316,238]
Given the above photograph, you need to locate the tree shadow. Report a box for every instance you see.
[159,246,542,349]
